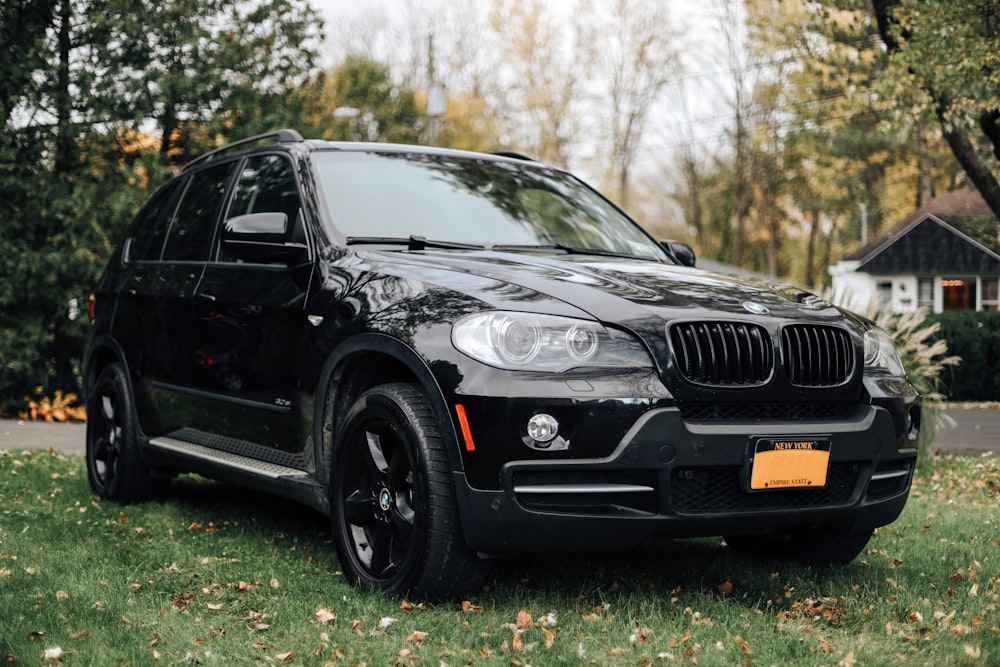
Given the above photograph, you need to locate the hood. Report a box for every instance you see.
[362,249,844,328]
[353,248,865,403]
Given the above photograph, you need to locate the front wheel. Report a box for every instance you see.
[329,383,489,601]
[86,363,167,502]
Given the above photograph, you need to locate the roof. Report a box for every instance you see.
[845,191,1000,275]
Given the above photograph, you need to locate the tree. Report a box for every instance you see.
[0,0,324,413]
[311,56,420,144]
[487,0,588,167]
[75,0,323,163]
[871,0,1000,218]
[586,0,679,209]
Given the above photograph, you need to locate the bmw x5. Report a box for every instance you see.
[84,130,921,600]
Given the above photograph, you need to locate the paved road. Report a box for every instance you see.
[1,407,995,457]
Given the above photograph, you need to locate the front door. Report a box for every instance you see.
[187,153,314,460]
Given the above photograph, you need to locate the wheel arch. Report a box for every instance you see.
[312,333,463,485]
[83,335,133,401]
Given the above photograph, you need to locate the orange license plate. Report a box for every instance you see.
[750,438,830,490]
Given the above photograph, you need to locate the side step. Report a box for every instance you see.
[147,436,329,513]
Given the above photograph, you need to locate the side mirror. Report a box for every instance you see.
[660,240,696,267]
[222,212,305,263]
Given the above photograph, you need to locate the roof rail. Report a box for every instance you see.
[182,129,304,172]
[493,150,536,161]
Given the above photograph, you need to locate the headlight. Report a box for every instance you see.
[452,311,653,372]
[863,326,906,376]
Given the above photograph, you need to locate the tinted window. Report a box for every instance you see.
[220,154,302,261]
[128,180,182,261]
[162,161,236,262]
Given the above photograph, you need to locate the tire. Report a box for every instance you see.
[86,363,167,502]
[724,526,873,565]
[329,383,490,601]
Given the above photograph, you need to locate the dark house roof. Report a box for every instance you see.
[845,191,1000,275]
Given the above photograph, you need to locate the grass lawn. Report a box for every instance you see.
[0,449,997,666]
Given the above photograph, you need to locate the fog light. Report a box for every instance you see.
[526,413,559,443]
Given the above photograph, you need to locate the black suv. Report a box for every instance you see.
[84,130,920,600]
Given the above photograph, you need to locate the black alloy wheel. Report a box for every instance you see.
[330,383,489,601]
[85,363,166,502]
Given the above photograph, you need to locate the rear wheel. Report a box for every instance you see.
[724,526,873,565]
[330,383,489,601]
[86,363,167,502]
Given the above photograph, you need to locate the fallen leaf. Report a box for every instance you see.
[55,591,68,602]
[378,617,397,629]
[275,651,293,660]
[406,631,428,643]
[717,581,734,595]
[516,609,533,629]
[512,630,525,652]
[461,600,484,613]
[206,603,223,610]
[543,628,554,648]
[41,646,63,661]
[315,608,336,624]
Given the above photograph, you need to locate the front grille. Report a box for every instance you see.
[670,463,859,514]
[669,322,772,386]
[781,325,855,387]
[678,402,860,422]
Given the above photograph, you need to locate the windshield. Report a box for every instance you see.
[312,151,667,261]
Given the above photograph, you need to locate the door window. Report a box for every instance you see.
[162,161,237,262]
[220,154,302,261]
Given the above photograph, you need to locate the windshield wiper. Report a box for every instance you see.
[491,243,651,261]
[346,235,486,251]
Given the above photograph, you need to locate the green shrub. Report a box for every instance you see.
[926,310,1000,401]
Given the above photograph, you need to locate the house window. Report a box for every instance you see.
[917,278,934,309]
[941,278,976,310]
[983,278,999,311]
[875,280,892,308]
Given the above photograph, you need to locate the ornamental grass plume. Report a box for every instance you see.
[827,291,961,472]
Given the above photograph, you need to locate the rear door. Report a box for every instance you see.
[117,160,238,434]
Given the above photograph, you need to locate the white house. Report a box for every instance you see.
[829,191,1000,313]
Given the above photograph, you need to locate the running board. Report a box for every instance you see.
[146,436,329,514]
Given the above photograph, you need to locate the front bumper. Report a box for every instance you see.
[454,403,916,554]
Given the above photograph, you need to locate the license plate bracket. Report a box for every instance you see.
[749,437,831,491]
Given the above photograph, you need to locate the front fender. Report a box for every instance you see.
[310,332,465,485]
